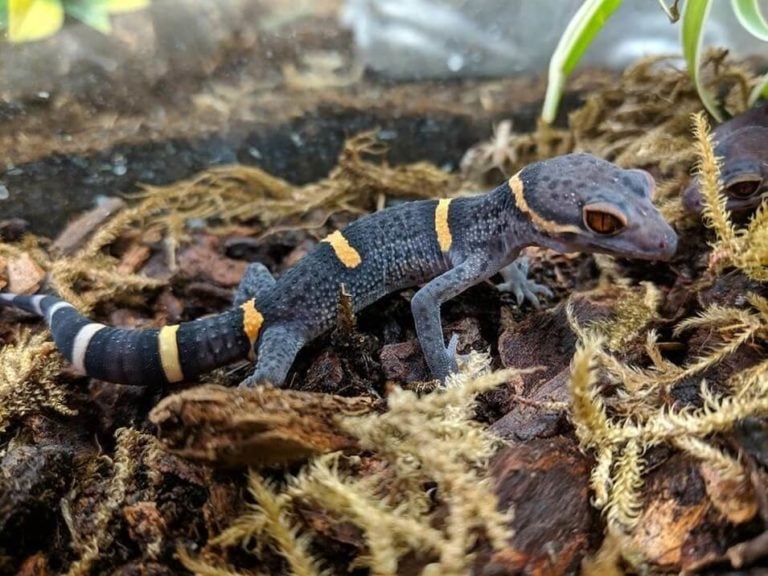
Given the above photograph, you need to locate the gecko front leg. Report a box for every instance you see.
[411,255,496,382]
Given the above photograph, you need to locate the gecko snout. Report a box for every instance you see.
[656,228,678,261]
[682,182,704,214]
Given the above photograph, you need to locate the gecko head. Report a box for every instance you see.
[683,126,768,215]
[510,153,677,261]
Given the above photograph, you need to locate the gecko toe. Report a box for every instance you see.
[496,258,552,309]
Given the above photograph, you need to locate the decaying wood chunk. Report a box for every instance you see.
[629,454,717,572]
[479,436,594,575]
[6,253,45,294]
[149,384,377,467]
[117,244,152,275]
[176,237,248,287]
[700,461,758,525]
[490,368,568,441]
[51,197,126,255]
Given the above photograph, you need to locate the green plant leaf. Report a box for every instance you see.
[542,0,623,124]
[0,0,8,32]
[749,71,768,105]
[7,0,64,42]
[731,0,768,41]
[105,0,149,13]
[681,0,723,121]
[64,0,111,33]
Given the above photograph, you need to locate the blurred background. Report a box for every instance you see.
[0,0,765,235]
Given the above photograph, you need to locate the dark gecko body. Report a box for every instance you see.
[684,103,768,215]
[1,153,678,387]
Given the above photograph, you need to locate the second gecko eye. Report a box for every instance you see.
[724,175,762,199]
[583,204,627,235]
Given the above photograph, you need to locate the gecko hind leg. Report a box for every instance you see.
[234,262,276,306]
[239,325,305,388]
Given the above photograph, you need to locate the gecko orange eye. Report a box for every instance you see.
[724,176,762,199]
[583,205,627,235]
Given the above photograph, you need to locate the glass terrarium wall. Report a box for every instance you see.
[1,0,764,237]
[344,0,764,78]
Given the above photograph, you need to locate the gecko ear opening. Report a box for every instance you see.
[583,203,627,235]
[723,174,763,199]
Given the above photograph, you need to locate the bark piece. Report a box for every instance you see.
[51,197,126,255]
[493,292,621,440]
[304,349,345,393]
[498,292,616,384]
[380,338,430,383]
[490,368,569,441]
[629,455,717,572]
[479,436,594,575]
[176,236,248,287]
[149,384,377,467]
[6,253,45,294]
[700,462,758,524]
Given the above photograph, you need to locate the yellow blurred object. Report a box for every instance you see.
[8,0,64,42]
[105,0,150,13]
[5,0,150,42]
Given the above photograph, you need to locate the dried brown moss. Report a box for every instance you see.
[569,51,756,174]
[0,330,73,433]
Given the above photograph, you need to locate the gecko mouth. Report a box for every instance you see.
[541,228,678,262]
[585,229,678,261]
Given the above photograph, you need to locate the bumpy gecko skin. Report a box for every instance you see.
[0,153,677,387]
[683,103,768,215]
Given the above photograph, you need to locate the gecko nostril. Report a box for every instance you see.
[658,240,666,249]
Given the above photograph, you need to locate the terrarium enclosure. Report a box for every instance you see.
[1,1,768,575]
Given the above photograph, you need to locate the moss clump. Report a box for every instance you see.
[0,330,73,434]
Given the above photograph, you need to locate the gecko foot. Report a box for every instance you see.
[495,257,553,309]
[238,374,276,389]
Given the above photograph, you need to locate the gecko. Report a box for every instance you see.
[683,103,768,216]
[0,153,678,388]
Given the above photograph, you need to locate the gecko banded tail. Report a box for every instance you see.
[0,293,262,386]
